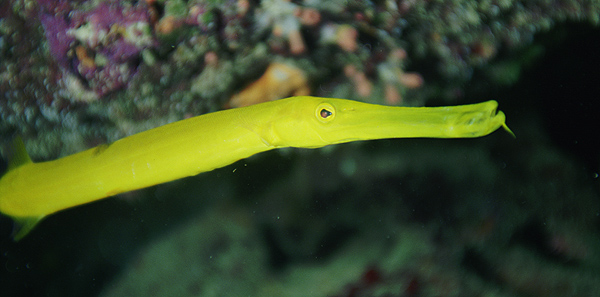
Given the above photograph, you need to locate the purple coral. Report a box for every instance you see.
[39,0,157,98]
[40,12,73,69]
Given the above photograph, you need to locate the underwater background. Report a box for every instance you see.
[1,0,600,296]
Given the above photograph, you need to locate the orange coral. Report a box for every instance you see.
[237,0,250,15]
[227,62,310,108]
[320,24,358,52]
[344,64,372,97]
[204,51,219,67]
[75,45,95,69]
[156,15,179,34]
[262,0,321,55]
[378,49,424,104]
[335,25,358,52]
[296,7,321,26]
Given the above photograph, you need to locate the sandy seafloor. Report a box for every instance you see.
[2,16,600,297]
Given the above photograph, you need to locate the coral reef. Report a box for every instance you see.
[1,0,599,158]
[39,0,157,99]
[258,0,322,55]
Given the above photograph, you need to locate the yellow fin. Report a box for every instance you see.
[3,137,39,240]
[7,137,32,170]
[11,215,45,241]
[502,122,516,138]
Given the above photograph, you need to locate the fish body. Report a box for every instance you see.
[0,96,511,239]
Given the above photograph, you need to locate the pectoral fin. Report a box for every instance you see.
[12,215,45,241]
[7,137,33,171]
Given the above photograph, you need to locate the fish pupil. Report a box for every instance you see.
[320,109,332,118]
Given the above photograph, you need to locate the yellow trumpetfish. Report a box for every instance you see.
[0,96,511,240]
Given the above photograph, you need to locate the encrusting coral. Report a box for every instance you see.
[38,0,157,100]
[227,62,310,108]
[377,49,424,104]
[1,0,599,161]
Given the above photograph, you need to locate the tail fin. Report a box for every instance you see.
[2,137,45,241]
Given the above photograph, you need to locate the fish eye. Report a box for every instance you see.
[315,103,335,123]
